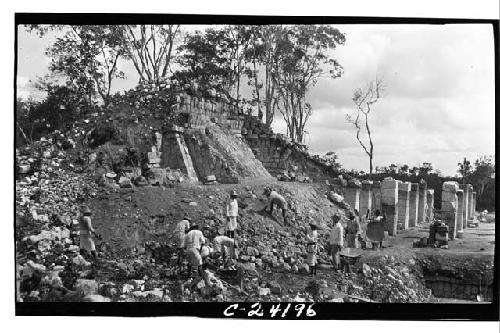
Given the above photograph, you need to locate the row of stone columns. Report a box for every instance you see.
[343,178,436,236]
[441,181,476,240]
[342,178,478,240]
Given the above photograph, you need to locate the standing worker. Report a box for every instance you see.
[328,214,344,271]
[79,206,98,260]
[306,222,319,276]
[372,209,385,250]
[346,211,361,248]
[225,190,239,239]
[263,187,289,226]
[184,224,206,278]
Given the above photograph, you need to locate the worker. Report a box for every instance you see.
[211,233,238,269]
[225,190,239,239]
[306,222,319,276]
[184,223,206,278]
[346,211,361,249]
[173,215,191,265]
[263,187,289,226]
[372,209,385,250]
[79,206,98,260]
[328,214,344,271]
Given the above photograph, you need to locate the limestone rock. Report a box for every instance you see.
[258,287,270,296]
[299,263,310,274]
[75,279,99,296]
[119,177,132,188]
[83,294,111,302]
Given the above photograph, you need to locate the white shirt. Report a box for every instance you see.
[184,229,205,250]
[306,230,318,243]
[226,199,238,217]
[329,222,344,246]
[213,236,235,252]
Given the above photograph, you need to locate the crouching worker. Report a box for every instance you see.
[184,223,206,278]
[173,215,191,265]
[263,187,289,226]
[212,233,238,269]
[306,222,319,275]
[79,206,98,260]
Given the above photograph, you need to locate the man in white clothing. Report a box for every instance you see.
[225,190,239,238]
[212,234,238,268]
[184,224,206,278]
[329,214,344,271]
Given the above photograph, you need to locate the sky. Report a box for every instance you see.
[16,24,496,177]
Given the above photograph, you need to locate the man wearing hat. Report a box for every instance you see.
[79,206,98,260]
[184,223,206,278]
[225,190,239,239]
[346,210,361,249]
[306,222,320,275]
[328,214,344,271]
[174,215,191,265]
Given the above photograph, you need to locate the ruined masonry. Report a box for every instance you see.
[344,182,361,212]
[371,181,382,212]
[397,181,411,230]
[471,192,477,220]
[456,189,465,233]
[442,181,459,240]
[426,189,434,223]
[381,178,398,236]
[417,180,428,223]
[459,184,472,229]
[359,180,373,216]
[155,94,272,184]
[408,183,419,228]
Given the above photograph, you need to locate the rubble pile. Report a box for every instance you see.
[356,256,431,302]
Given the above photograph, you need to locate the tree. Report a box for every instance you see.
[418,162,433,176]
[347,76,384,177]
[321,151,341,171]
[30,25,125,109]
[243,25,284,124]
[457,157,473,184]
[273,25,345,143]
[120,25,181,84]
[175,26,251,105]
[470,155,495,198]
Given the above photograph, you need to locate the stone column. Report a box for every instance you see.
[456,189,464,232]
[459,184,472,229]
[397,181,411,230]
[442,181,459,240]
[472,192,477,218]
[426,189,435,222]
[381,178,399,236]
[359,180,373,217]
[418,179,428,224]
[408,183,420,227]
[468,186,474,223]
[344,184,361,212]
[371,181,382,212]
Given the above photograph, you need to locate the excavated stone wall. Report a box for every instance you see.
[184,126,272,184]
